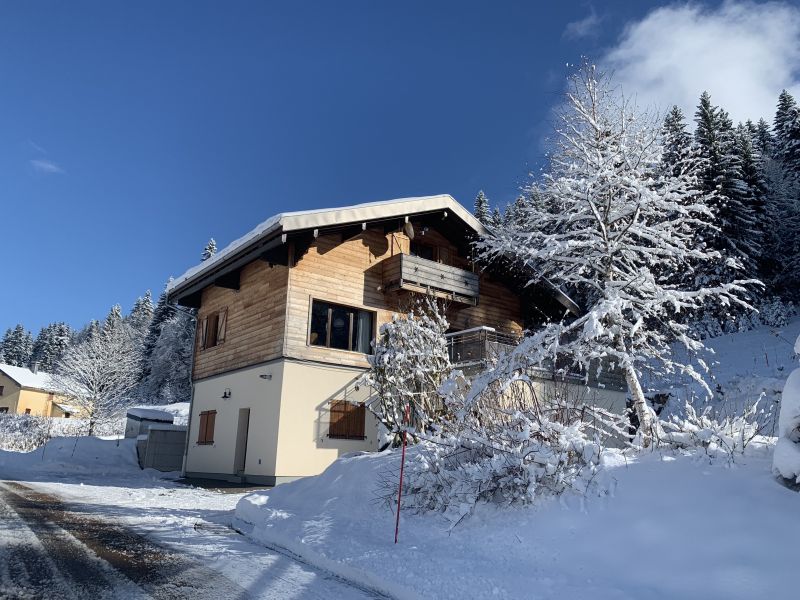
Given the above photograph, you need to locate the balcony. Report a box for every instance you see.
[445,327,627,391]
[382,252,479,305]
[445,326,518,368]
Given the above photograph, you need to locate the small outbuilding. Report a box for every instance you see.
[125,407,175,438]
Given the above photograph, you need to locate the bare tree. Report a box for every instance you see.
[52,321,140,436]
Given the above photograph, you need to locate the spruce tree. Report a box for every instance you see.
[127,290,154,341]
[1,324,34,367]
[662,106,693,177]
[201,238,218,262]
[472,191,491,225]
[490,207,502,228]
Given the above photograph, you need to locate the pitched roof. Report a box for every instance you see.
[167,194,485,299]
[0,363,60,393]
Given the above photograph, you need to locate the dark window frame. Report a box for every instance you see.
[308,299,375,354]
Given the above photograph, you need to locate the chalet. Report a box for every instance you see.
[167,195,625,485]
[0,363,73,418]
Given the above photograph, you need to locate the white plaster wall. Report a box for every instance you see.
[186,361,284,477]
[274,360,377,478]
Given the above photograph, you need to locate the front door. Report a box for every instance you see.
[234,408,250,474]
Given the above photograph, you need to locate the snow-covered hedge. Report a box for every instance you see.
[0,415,51,452]
[690,298,796,340]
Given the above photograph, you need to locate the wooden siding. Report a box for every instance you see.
[284,224,523,367]
[193,260,289,380]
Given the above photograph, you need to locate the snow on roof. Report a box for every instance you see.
[0,363,61,392]
[167,194,484,297]
[126,407,175,422]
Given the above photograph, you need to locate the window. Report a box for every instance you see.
[0,407,8,414]
[200,309,227,350]
[309,300,374,353]
[197,410,217,444]
[0,386,4,396]
[328,401,366,439]
[64,412,71,419]
[410,241,435,261]
[24,409,31,415]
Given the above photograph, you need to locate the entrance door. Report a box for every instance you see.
[234,408,251,475]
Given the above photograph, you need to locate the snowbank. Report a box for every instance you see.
[772,336,800,482]
[0,436,160,482]
[235,449,798,599]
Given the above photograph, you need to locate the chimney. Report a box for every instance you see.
[32,362,39,374]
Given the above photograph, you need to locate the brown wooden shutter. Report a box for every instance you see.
[216,309,228,344]
[206,410,216,443]
[329,401,365,439]
[197,412,208,443]
[199,317,209,350]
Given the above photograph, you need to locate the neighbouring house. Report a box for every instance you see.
[0,363,74,418]
[167,194,627,485]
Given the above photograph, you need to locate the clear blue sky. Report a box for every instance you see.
[0,0,675,334]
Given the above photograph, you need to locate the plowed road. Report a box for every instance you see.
[0,482,385,600]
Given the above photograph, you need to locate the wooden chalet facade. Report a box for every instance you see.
[167,195,582,484]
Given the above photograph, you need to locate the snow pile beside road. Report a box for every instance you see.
[0,436,147,481]
[773,334,800,483]
[235,449,798,599]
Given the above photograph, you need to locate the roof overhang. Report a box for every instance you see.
[166,194,487,305]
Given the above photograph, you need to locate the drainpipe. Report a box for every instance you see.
[165,303,198,478]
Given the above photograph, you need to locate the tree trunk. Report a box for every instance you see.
[624,364,655,447]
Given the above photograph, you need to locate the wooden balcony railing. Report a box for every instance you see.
[382,253,479,305]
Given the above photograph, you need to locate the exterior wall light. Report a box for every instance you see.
[221,388,232,399]
[259,373,272,380]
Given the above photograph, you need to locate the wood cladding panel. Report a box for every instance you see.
[284,225,523,366]
[193,260,289,380]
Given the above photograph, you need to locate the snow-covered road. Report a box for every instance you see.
[0,479,386,600]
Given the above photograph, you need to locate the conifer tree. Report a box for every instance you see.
[201,238,217,262]
[1,325,34,367]
[490,207,502,228]
[472,190,491,225]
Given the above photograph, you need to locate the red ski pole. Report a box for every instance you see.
[394,401,410,544]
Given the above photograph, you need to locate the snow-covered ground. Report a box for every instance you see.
[233,320,800,600]
[0,437,383,599]
[654,317,800,432]
[235,448,797,600]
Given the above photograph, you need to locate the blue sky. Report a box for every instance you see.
[2,1,798,335]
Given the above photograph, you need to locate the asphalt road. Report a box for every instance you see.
[0,482,386,600]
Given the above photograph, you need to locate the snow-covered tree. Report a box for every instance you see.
[201,238,217,262]
[490,207,502,228]
[661,105,693,177]
[127,290,154,341]
[476,62,752,445]
[361,296,451,444]
[1,325,33,367]
[473,190,491,225]
[53,321,141,435]
[773,333,800,484]
[139,309,195,403]
[30,322,73,372]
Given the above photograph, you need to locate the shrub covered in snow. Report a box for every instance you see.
[392,376,613,524]
[689,298,796,339]
[0,415,51,452]
[658,401,769,461]
[773,334,800,483]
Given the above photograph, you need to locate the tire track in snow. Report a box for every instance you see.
[0,482,250,599]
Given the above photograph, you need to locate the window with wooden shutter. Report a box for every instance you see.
[216,309,227,344]
[197,410,217,444]
[328,401,366,439]
[199,309,227,350]
[199,317,209,350]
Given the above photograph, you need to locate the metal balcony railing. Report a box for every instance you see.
[445,326,518,367]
